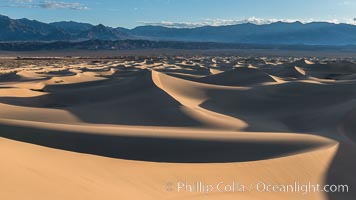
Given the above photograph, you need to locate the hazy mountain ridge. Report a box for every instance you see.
[130,22,356,45]
[76,24,131,40]
[1,14,356,45]
[2,40,356,52]
[50,21,94,35]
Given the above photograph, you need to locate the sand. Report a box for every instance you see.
[0,56,356,200]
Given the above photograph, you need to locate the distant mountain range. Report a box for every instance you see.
[2,40,356,52]
[1,14,356,45]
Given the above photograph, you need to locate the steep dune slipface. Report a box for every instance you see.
[0,71,22,82]
[0,138,339,200]
[0,57,356,200]
[0,119,334,162]
[0,70,46,83]
[294,61,356,80]
[152,69,356,134]
[0,70,213,127]
[198,67,276,86]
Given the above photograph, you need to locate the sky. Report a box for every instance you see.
[0,0,356,28]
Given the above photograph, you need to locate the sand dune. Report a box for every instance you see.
[0,56,356,200]
[197,67,276,86]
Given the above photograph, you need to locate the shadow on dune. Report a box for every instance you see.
[3,69,356,132]
[197,67,276,86]
[0,70,208,127]
[324,109,356,199]
[150,69,356,135]
[199,81,356,133]
[0,68,355,166]
[325,142,356,200]
[0,122,326,163]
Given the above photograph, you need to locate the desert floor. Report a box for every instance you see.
[0,55,355,200]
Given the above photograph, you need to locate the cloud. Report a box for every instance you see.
[39,0,89,10]
[139,21,207,28]
[6,0,89,10]
[140,17,299,28]
[140,17,356,28]
[11,0,33,3]
[338,1,355,6]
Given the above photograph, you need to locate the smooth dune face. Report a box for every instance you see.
[0,56,356,200]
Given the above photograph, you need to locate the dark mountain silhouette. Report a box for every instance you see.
[76,24,131,40]
[50,21,94,35]
[0,14,70,41]
[1,14,356,45]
